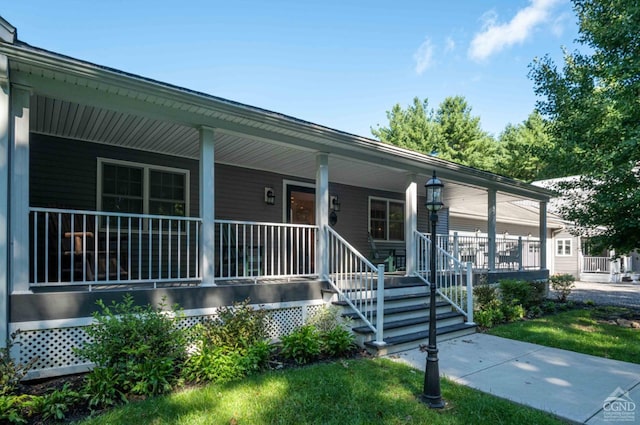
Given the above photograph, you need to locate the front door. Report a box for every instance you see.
[285,184,315,274]
[286,185,315,225]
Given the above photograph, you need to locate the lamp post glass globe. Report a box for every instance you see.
[425,171,444,212]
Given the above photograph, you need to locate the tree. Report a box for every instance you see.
[529,0,640,253]
[497,111,553,182]
[372,96,503,173]
[371,97,447,157]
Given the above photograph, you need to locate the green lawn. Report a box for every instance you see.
[77,358,566,425]
[487,306,640,364]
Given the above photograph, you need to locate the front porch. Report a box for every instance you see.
[28,209,547,289]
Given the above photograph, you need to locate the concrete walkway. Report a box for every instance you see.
[388,334,640,424]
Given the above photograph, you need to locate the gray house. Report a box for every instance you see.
[0,17,552,379]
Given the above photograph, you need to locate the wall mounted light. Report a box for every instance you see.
[264,187,275,205]
[330,195,341,212]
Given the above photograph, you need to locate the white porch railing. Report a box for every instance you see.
[30,207,201,287]
[214,220,317,281]
[437,233,541,271]
[416,231,474,323]
[326,226,385,345]
[582,256,610,273]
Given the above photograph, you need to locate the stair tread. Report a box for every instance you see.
[364,322,476,348]
[332,292,429,306]
[342,301,450,319]
[352,311,463,334]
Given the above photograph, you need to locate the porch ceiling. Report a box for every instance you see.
[30,94,531,206]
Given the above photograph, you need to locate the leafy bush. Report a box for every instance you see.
[204,299,268,350]
[473,284,498,310]
[83,366,126,409]
[0,394,38,424]
[184,300,271,384]
[74,294,187,403]
[280,325,321,364]
[37,383,82,422]
[320,327,355,357]
[499,279,533,308]
[474,304,505,329]
[541,301,557,314]
[307,306,355,357]
[1,332,38,397]
[550,274,576,302]
[501,302,525,322]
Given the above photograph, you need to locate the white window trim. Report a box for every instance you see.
[97,157,190,218]
[368,196,405,242]
[556,238,572,256]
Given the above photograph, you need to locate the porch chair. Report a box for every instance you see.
[367,233,396,272]
[48,211,128,281]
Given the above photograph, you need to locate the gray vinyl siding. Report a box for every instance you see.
[30,133,200,216]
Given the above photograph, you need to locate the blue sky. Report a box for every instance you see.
[3,0,579,138]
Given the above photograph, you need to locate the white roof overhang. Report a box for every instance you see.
[1,40,554,206]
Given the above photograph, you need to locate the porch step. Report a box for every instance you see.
[363,322,477,356]
[341,301,452,322]
[352,311,465,339]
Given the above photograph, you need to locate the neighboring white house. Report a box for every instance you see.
[532,177,634,283]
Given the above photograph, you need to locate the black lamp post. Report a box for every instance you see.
[421,170,445,408]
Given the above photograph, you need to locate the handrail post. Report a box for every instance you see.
[518,236,524,271]
[466,262,474,324]
[375,264,385,345]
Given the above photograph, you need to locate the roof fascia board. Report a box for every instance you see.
[4,43,552,201]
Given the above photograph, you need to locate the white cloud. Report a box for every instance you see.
[444,36,456,53]
[468,0,562,62]
[414,37,434,75]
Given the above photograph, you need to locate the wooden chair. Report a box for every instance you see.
[48,211,128,281]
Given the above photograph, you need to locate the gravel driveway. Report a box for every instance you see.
[549,281,640,309]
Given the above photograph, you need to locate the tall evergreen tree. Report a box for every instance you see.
[530,0,640,253]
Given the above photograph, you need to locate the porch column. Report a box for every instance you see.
[404,174,417,275]
[9,85,30,294]
[487,188,497,272]
[539,200,547,270]
[0,54,9,347]
[199,127,216,285]
[315,153,329,279]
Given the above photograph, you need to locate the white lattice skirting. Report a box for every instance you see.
[10,300,326,380]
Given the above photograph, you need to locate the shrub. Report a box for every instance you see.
[1,332,38,397]
[307,305,355,357]
[0,394,38,424]
[37,383,82,422]
[474,300,505,329]
[541,300,557,314]
[204,299,268,350]
[499,279,533,308]
[321,327,356,357]
[83,366,127,409]
[526,305,544,319]
[74,294,187,402]
[473,284,499,310]
[280,325,321,364]
[501,302,525,322]
[550,274,576,302]
[184,300,271,384]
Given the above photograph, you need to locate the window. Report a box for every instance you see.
[369,197,404,241]
[556,239,572,256]
[98,158,189,218]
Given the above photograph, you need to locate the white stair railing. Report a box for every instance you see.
[414,231,474,324]
[326,226,385,345]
